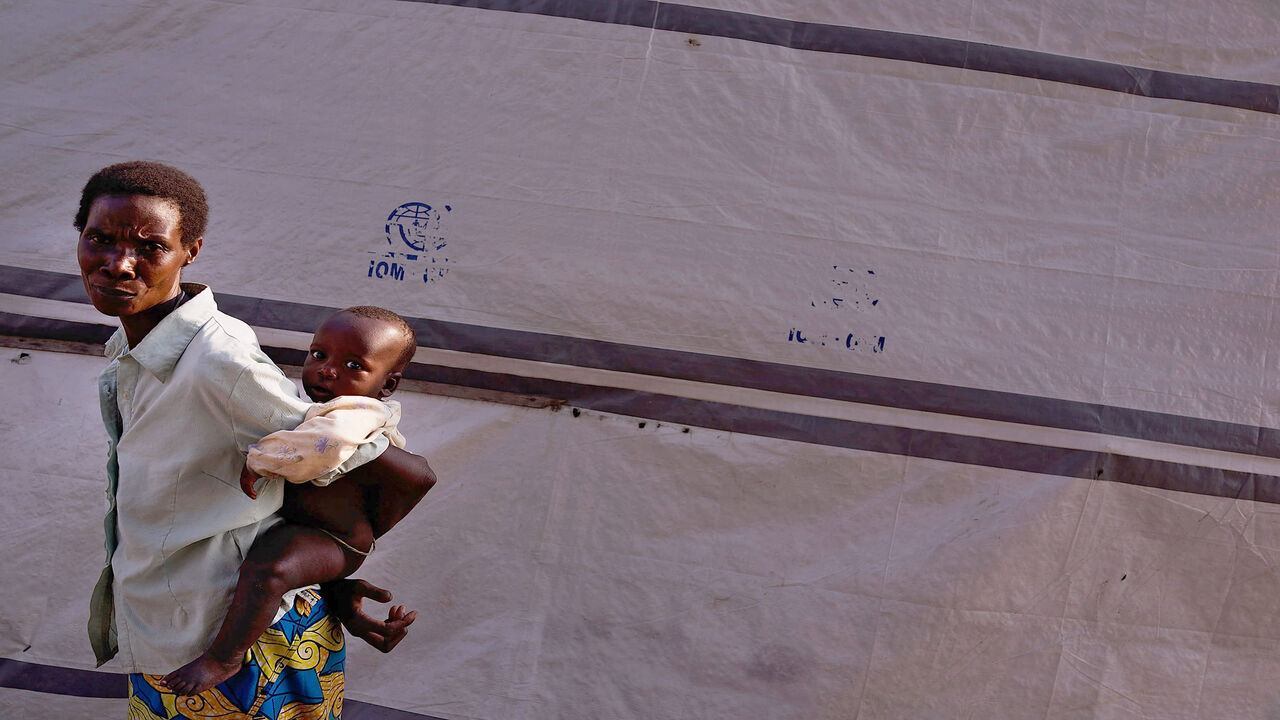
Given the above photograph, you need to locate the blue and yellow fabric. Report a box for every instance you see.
[127,590,344,719]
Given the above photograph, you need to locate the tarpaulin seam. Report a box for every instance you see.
[6,314,1280,504]
[3,266,1273,460]
[404,0,1279,115]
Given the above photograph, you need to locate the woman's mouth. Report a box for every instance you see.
[93,284,138,298]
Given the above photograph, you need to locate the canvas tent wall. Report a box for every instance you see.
[1,0,1278,718]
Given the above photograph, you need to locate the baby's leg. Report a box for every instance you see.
[161,523,368,696]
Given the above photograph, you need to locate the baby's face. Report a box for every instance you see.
[302,312,404,402]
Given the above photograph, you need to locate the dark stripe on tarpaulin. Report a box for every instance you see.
[0,658,122,699]
[406,0,1278,115]
[6,314,1280,506]
[0,311,116,346]
[4,266,1277,460]
[0,658,449,718]
[405,368,1280,505]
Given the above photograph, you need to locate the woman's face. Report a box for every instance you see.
[77,194,199,318]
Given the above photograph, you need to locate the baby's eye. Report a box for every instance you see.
[310,350,325,360]
[345,360,363,371]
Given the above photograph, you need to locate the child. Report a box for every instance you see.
[162,305,432,695]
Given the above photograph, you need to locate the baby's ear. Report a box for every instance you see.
[379,371,402,399]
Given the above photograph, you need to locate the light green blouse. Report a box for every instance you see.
[88,285,386,673]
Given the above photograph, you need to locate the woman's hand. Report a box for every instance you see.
[320,579,418,652]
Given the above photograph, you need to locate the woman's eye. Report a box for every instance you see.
[345,361,363,370]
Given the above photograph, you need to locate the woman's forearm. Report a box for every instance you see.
[346,445,436,537]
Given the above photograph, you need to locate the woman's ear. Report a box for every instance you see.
[379,372,402,399]
[184,237,204,266]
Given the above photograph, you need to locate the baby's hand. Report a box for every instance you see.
[239,465,261,499]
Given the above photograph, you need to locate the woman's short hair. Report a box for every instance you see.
[74,161,209,246]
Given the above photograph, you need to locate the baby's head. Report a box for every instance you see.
[302,306,417,402]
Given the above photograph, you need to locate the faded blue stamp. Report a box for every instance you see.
[787,265,886,354]
[367,202,452,283]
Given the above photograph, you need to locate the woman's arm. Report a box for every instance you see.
[319,447,435,651]
[343,445,437,538]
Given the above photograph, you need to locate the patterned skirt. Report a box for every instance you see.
[127,589,345,719]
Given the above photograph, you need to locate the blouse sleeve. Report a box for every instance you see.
[226,359,311,453]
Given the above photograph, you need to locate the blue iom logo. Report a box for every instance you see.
[368,202,452,283]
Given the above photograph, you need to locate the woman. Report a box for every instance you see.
[77,161,430,718]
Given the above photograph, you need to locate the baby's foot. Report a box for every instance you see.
[161,651,244,696]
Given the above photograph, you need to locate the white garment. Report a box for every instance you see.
[247,397,406,485]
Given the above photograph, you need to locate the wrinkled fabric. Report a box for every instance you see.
[248,397,405,487]
[127,589,344,720]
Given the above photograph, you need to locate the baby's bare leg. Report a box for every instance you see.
[162,523,369,696]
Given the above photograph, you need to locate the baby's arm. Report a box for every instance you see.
[241,397,404,497]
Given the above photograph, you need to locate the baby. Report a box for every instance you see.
[163,305,431,695]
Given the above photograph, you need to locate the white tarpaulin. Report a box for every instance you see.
[1,0,1278,717]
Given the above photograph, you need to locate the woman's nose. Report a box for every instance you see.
[101,248,137,278]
